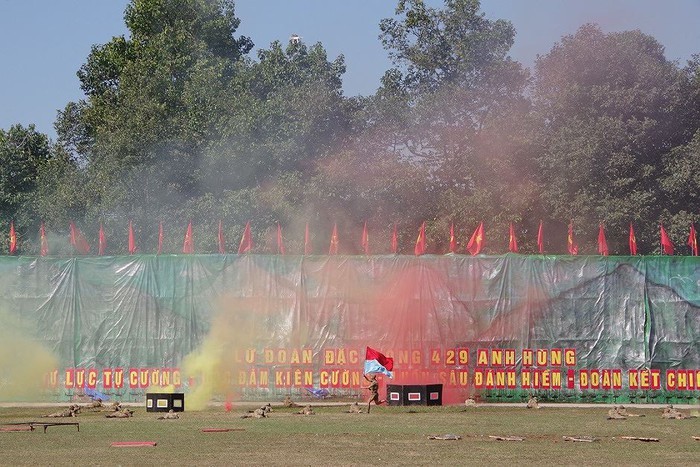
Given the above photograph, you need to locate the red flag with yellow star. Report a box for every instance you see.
[688,223,698,256]
[567,221,578,255]
[238,221,253,254]
[98,223,106,255]
[329,223,339,255]
[414,222,426,256]
[9,221,17,255]
[217,220,225,254]
[660,224,674,255]
[277,223,285,255]
[508,222,518,253]
[128,220,137,254]
[597,224,608,256]
[304,222,312,255]
[182,221,194,254]
[40,222,49,256]
[157,221,164,254]
[467,222,484,255]
[361,221,369,255]
[69,222,90,254]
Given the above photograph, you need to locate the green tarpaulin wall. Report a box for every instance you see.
[1,254,698,403]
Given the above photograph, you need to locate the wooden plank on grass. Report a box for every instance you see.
[111,441,157,447]
[489,435,524,441]
[201,428,245,433]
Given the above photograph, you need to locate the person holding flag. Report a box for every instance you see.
[363,347,393,413]
[362,374,385,413]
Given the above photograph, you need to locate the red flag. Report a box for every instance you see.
[158,221,164,254]
[629,223,637,255]
[304,222,312,255]
[277,223,285,255]
[537,220,544,254]
[69,222,90,254]
[238,221,253,254]
[329,223,339,255]
[467,222,484,255]
[688,223,698,256]
[508,222,518,253]
[361,221,369,255]
[40,222,49,256]
[414,222,426,256]
[567,221,578,255]
[597,223,608,256]
[365,346,394,371]
[9,220,17,255]
[182,221,194,254]
[98,223,106,256]
[449,222,456,253]
[391,223,398,254]
[217,220,225,254]
[660,224,674,255]
[128,220,137,255]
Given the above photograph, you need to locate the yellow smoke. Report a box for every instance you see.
[181,295,257,410]
[0,309,58,401]
[145,384,177,394]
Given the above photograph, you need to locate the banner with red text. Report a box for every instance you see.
[0,254,698,403]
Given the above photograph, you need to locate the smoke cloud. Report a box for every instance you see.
[181,294,259,410]
[0,308,58,401]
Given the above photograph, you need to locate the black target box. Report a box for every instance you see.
[146,393,185,412]
[386,384,443,406]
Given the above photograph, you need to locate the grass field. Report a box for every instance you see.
[1,403,699,465]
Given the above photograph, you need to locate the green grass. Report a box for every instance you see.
[1,404,698,465]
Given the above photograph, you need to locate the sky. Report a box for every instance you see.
[1,0,699,140]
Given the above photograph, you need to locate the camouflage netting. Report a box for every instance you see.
[0,254,697,403]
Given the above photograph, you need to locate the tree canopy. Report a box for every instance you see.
[2,0,699,256]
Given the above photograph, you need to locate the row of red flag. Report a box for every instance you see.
[4,220,699,256]
[413,220,697,256]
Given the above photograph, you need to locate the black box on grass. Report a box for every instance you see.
[146,393,185,412]
[386,384,442,406]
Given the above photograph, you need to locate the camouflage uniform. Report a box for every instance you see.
[297,405,314,415]
[661,405,686,419]
[363,374,384,413]
[44,407,77,418]
[241,407,267,419]
[345,402,363,413]
[526,397,539,409]
[283,396,299,408]
[85,399,103,410]
[607,406,626,419]
[157,409,180,420]
[106,409,134,418]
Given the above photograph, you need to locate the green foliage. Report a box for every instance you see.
[532,24,697,253]
[381,0,516,90]
[0,125,51,213]
[0,124,55,252]
[3,1,699,256]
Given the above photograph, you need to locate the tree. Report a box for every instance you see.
[201,38,352,194]
[532,25,694,253]
[661,131,700,209]
[374,0,535,251]
[380,0,517,91]
[0,124,56,251]
[0,125,51,214]
[48,0,254,249]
